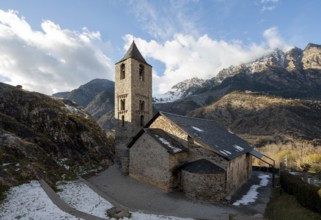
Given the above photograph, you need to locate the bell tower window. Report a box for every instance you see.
[140,115,144,126]
[139,100,145,111]
[120,99,125,110]
[139,64,144,81]
[121,115,125,127]
[120,63,125,79]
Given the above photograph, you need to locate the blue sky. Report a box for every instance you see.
[0,0,320,95]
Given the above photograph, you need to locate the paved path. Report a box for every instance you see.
[39,179,107,220]
[87,165,272,220]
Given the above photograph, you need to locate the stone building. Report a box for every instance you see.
[115,42,255,202]
[127,112,253,202]
[114,41,153,156]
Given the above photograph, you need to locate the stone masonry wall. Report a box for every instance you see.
[129,133,185,192]
[181,170,226,202]
[115,58,152,156]
[226,153,252,195]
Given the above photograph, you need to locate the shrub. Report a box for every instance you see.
[280,171,321,213]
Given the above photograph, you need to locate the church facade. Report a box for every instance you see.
[115,42,254,202]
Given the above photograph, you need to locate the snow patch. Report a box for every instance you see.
[233,145,244,152]
[155,135,183,153]
[57,181,193,220]
[57,181,112,217]
[192,126,203,132]
[0,181,78,220]
[233,174,270,206]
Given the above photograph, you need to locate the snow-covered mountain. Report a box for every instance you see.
[154,77,205,103]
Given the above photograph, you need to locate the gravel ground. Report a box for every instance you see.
[88,165,272,220]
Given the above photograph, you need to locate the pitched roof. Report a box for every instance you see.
[181,159,225,174]
[116,41,151,66]
[144,128,188,154]
[160,112,253,160]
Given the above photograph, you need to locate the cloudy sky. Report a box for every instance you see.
[0,0,320,95]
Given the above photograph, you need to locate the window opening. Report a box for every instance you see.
[120,99,125,110]
[120,63,125,79]
[140,115,144,126]
[139,64,144,81]
[121,115,125,127]
[139,100,145,111]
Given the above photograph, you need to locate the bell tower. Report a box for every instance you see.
[114,41,153,155]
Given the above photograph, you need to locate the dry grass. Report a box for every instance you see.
[253,142,321,173]
[265,189,321,220]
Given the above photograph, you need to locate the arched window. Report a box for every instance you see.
[121,115,125,127]
[120,63,125,79]
[120,99,125,110]
[140,115,144,126]
[139,100,145,111]
[139,64,144,81]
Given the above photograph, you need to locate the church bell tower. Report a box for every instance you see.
[114,41,153,155]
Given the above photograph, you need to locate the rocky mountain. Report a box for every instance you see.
[154,77,205,103]
[0,83,114,189]
[156,43,321,115]
[188,91,321,146]
[53,79,115,130]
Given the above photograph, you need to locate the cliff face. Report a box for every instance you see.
[0,83,114,187]
[53,79,115,130]
[302,43,321,70]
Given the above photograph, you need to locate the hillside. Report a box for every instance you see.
[0,83,114,188]
[188,92,321,146]
[53,79,115,130]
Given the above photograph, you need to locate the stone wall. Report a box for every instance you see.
[181,170,226,202]
[129,133,186,191]
[226,153,252,194]
[115,57,153,155]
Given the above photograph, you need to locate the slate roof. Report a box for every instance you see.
[160,112,253,160]
[144,128,188,154]
[181,159,225,174]
[128,111,253,160]
[116,41,151,66]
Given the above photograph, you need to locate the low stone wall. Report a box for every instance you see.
[181,170,226,202]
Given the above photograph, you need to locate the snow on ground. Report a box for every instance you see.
[57,181,112,218]
[233,174,270,206]
[1,180,193,220]
[57,180,194,220]
[0,181,79,220]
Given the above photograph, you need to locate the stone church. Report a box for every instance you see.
[114,41,254,202]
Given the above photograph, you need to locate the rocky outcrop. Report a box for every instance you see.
[0,83,114,187]
[302,43,321,70]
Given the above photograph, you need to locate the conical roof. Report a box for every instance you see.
[116,41,151,66]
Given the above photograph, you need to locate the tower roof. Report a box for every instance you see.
[116,41,151,66]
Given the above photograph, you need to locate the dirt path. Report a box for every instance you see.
[87,165,271,220]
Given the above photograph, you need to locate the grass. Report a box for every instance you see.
[265,188,321,220]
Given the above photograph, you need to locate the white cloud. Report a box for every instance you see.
[124,26,288,95]
[0,10,113,95]
[128,0,200,40]
[263,27,288,49]
[259,0,280,12]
